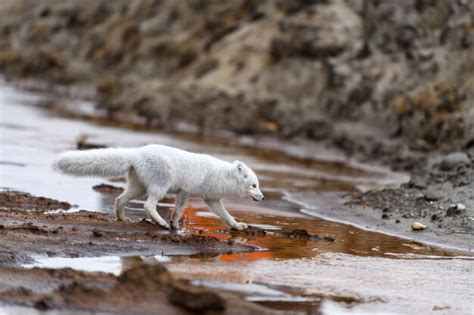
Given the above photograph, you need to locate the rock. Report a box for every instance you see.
[92,229,103,237]
[411,222,426,231]
[168,281,225,311]
[439,152,470,171]
[408,176,427,189]
[280,229,335,242]
[446,204,466,217]
[424,191,442,201]
[76,134,107,150]
[270,0,362,61]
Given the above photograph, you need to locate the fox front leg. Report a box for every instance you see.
[204,199,248,231]
[144,191,170,230]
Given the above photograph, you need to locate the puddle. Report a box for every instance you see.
[23,254,172,276]
[0,305,74,315]
[1,82,473,314]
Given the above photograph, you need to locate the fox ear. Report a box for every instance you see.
[233,160,243,171]
[233,160,247,178]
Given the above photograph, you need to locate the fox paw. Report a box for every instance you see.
[170,221,180,230]
[158,221,171,230]
[232,222,248,231]
[116,216,131,223]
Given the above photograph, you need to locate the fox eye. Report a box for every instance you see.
[252,184,257,188]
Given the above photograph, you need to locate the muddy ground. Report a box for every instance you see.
[0,191,257,264]
[0,190,282,314]
[0,264,277,314]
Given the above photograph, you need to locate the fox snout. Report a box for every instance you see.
[250,190,264,201]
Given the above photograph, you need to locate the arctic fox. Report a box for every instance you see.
[53,144,264,230]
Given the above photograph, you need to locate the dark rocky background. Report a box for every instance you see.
[1,0,472,158]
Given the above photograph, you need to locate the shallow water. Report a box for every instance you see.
[1,82,473,314]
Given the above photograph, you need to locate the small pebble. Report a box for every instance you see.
[411,222,426,231]
[424,191,442,201]
[446,204,466,217]
[409,176,427,189]
[92,229,103,237]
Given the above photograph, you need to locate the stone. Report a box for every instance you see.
[424,191,442,201]
[411,222,426,230]
[446,204,466,217]
[439,152,470,171]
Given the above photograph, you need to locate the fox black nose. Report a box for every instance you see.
[262,196,265,200]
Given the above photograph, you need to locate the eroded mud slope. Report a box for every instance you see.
[0,0,472,152]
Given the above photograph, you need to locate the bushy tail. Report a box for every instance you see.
[52,148,134,177]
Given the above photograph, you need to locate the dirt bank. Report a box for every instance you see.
[286,147,474,252]
[0,264,274,314]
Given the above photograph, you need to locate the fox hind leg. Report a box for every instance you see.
[114,168,145,222]
[171,190,189,229]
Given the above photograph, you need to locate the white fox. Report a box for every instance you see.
[53,144,264,230]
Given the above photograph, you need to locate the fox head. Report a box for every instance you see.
[233,160,264,201]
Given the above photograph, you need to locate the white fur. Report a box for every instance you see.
[53,144,264,230]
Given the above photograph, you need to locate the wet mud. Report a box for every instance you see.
[0,191,71,212]
[92,183,124,196]
[0,191,280,313]
[0,191,255,264]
